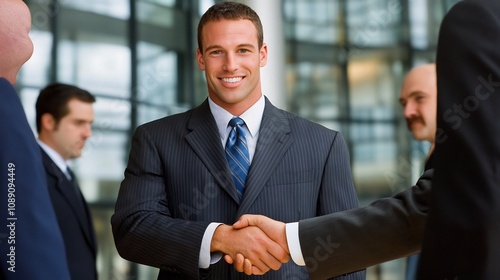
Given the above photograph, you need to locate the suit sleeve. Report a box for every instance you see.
[0,79,71,279]
[314,132,366,280]
[300,169,433,280]
[419,0,500,278]
[111,124,211,280]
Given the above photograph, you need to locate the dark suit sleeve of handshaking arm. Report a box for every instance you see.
[111,125,211,279]
[300,169,433,280]
[418,0,500,278]
[0,79,71,279]
[316,131,365,280]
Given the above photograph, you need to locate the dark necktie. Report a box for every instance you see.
[225,117,250,199]
[66,166,86,212]
[66,166,76,186]
[66,166,93,239]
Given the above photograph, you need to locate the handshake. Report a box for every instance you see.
[211,214,293,275]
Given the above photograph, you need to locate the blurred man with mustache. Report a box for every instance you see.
[398,63,436,280]
[399,63,437,161]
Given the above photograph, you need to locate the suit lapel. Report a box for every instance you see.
[40,150,95,250]
[236,99,293,216]
[184,100,241,203]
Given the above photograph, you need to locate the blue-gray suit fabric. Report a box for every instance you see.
[0,78,71,279]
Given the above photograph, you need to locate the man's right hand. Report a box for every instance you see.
[211,223,289,275]
[224,214,290,275]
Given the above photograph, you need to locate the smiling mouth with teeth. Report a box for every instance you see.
[222,77,243,83]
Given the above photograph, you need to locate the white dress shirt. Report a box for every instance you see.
[198,95,265,268]
[37,139,72,180]
[286,222,305,265]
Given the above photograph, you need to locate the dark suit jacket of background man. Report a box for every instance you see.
[418,0,500,278]
[0,78,71,279]
[112,97,365,280]
[40,149,97,280]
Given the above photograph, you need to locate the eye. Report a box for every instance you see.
[209,50,222,55]
[238,49,250,54]
[415,95,425,103]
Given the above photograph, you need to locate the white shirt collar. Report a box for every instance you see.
[208,95,265,143]
[37,139,71,179]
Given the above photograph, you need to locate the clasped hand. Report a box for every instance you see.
[219,215,290,275]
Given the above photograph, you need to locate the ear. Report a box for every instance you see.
[196,48,205,71]
[259,43,268,67]
[40,113,56,131]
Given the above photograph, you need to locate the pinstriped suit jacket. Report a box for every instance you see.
[111,97,364,280]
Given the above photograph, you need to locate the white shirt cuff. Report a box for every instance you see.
[199,222,223,268]
[286,222,305,266]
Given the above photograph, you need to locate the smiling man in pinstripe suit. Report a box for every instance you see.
[111,2,364,280]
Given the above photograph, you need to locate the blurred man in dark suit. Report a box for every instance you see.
[398,63,436,280]
[36,83,98,280]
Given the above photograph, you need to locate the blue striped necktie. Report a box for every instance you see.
[225,117,250,199]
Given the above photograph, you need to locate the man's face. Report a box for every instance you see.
[399,65,437,143]
[47,99,94,160]
[196,19,267,116]
[0,0,34,84]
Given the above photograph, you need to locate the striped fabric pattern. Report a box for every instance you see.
[225,117,250,199]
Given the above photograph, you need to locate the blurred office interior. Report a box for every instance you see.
[18,0,459,279]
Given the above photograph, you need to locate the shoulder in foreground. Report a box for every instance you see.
[450,0,500,15]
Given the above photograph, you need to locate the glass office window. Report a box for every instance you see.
[348,57,404,196]
[18,31,53,87]
[135,1,193,125]
[283,0,343,44]
[58,41,131,97]
[61,0,130,19]
[136,44,184,124]
[282,0,456,278]
[347,0,402,47]
[288,63,344,121]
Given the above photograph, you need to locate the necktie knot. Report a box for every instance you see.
[227,117,246,146]
[225,117,250,199]
[228,117,245,128]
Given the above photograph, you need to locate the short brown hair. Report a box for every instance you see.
[36,83,96,133]
[197,1,264,54]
